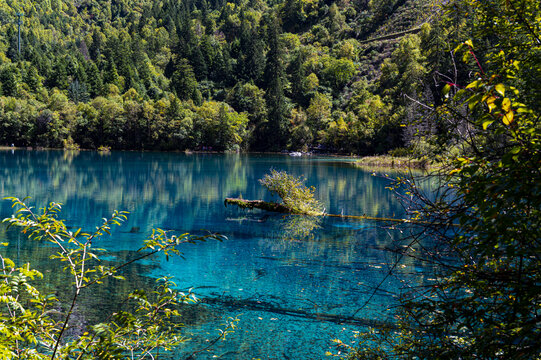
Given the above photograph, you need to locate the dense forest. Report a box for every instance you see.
[0,0,438,153]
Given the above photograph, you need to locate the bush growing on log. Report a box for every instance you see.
[259,170,324,216]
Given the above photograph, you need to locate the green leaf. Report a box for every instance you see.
[467,93,484,110]
[453,43,464,53]
[502,98,511,112]
[502,110,514,125]
[482,120,494,130]
[509,146,521,155]
[494,83,505,97]
[442,84,451,96]
[466,80,480,89]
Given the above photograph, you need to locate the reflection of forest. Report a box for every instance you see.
[1,150,251,233]
[0,151,419,227]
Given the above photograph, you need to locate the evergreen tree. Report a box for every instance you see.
[191,45,208,80]
[201,1,216,35]
[65,55,78,78]
[6,28,19,61]
[24,66,42,91]
[68,80,90,103]
[89,31,105,60]
[261,14,289,150]
[175,5,195,60]
[281,0,306,32]
[242,25,266,84]
[200,35,215,71]
[103,61,120,88]
[288,51,306,105]
[171,58,198,101]
[48,60,69,90]
[0,67,18,97]
[86,62,103,97]
[75,62,88,84]
[212,46,233,86]
[138,60,152,89]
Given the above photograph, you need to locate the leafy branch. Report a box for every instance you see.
[0,197,229,359]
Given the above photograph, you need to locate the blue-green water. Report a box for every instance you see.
[0,150,432,359]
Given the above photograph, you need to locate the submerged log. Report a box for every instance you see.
[201,295,395,329]
[324,213,423,224]
[225,197,444,225]
[224,198,291,213]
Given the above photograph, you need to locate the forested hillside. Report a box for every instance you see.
[0,0,436,153]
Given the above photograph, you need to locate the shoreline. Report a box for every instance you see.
[0,147,434,170]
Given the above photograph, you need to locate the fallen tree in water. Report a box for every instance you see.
[224,198,290,213]
[227,170,443,225]
[224,197,430,224]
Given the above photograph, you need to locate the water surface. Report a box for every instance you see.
[0,150,433,359]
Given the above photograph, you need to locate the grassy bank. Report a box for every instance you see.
[355,156,434,170]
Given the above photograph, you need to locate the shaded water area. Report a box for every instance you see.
[0,150,436,359]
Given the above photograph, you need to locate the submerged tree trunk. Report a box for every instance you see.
[225,197,437,224]
[224,198,291,213]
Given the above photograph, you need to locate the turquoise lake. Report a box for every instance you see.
[0,150,434,359]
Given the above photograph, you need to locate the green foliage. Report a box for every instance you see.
[379,34,426,99]
[259,169,324,215]
[321,93,401,154]
[0,91,250,150]
[195,101,249,151]
[62,137,80,150]
[226,82,267,130]
[171,59,200,103]
[0,197,235,359]
[322,57,357,93]
[288,107,312,151]
[68,80,89,104]
[306,91,332,136]
[454,0,541,111]
[0,66,18,97]
[348,0,541,356]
